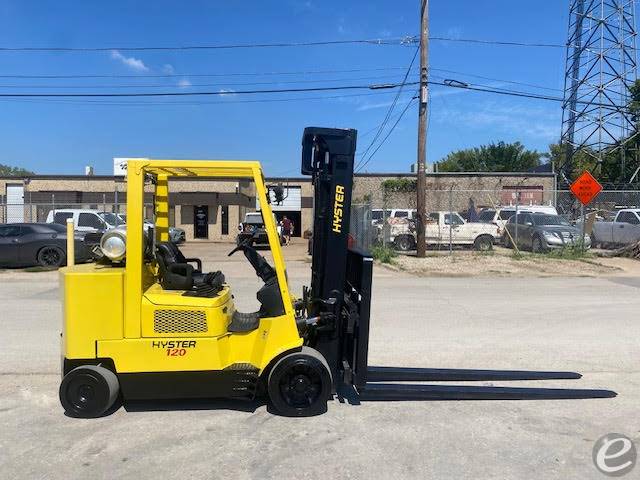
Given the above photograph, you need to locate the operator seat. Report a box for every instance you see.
[156,242,224,297]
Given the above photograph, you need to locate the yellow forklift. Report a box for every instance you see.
[59,127,615,418]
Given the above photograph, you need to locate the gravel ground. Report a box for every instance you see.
[1,239,639,479]
[389,247,640,277]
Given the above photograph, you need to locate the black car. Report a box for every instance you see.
[0,223,90,268]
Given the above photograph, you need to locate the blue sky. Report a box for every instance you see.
[0,0,569,175]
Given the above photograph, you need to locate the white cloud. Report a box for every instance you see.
[434,101,561,141]
[162,64,175,74]
[177,78,192,88]
[110,50,149,72]
[357,100,395,112]
[218,89,237,97]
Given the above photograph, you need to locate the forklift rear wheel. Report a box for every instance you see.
[267,347,332,417]
[59,365,119,418]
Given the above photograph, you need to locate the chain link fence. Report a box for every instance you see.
[2,189,640,254]
[347,189,640,254]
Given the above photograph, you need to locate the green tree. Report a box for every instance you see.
[628,78,640,123]
[437,141,542,172]
[0,163,34,176]
[543,142,597,180]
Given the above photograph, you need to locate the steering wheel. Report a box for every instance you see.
[228,236,254,257]
[227,235,276,282]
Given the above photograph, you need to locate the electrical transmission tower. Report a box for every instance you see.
[561,0,638,183]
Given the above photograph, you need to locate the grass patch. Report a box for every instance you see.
[511,245,591,262]
[371,245,397,264]
[543,245,592,260]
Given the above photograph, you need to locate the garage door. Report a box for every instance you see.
[6,184,24,223]
[257,186,301,212]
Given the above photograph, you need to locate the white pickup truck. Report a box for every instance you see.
[590,209,640,247]
[384,211,500,251]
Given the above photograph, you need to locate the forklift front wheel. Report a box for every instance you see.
[59,365,120,418]
[267,347,332,417]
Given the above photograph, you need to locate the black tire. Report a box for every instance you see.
[473,235,493,251]
[394,235,416,252]
[59,365,119,418]
[532,235,547,253]
[502,234,513,249]
[37,246,65,267]
[267,347,332,417]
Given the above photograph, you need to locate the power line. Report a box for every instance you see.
[430,68,563,93]
[0,73,417,89]
[356,96,418,173]
[0,88,416,106]
[0,82,419,98]
[429,36,564,48]
[355,47,419,166]
[0,36,417,52]
[0,35,573,53]
[0,66,411,79]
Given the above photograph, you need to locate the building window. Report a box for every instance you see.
[221,205,229,235]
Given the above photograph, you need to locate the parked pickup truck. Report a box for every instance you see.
[384,211,500,251]
[590,208,640,247]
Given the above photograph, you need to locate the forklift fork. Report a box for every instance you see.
[358,366,615,401]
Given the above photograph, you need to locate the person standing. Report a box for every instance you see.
[282,215,292,245]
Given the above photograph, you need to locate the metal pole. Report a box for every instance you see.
[66,218,75,267]
[448,186,453,256]
[515,191,519,249]
[103,193,106,215]
[580,203,586,253]
[416,0,429,258]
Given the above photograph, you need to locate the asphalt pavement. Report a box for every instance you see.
[0,242,638,479]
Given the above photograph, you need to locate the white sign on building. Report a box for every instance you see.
[113,158,128,176]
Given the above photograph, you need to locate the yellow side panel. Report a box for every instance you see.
[97,315,302,373]
[141,284,234,337]
[60,264,124,359]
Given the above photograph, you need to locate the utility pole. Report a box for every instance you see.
[416,0,429,257]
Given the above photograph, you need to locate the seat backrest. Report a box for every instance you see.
[156,243,193,290]
[157,243,179,267]
[166,242,188,264]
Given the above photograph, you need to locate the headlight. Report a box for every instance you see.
[543,231,558,239]
[100,230,127,261]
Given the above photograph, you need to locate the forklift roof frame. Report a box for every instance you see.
[122,159,293,338]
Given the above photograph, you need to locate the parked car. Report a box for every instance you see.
[589,208,640,248]
[503,213,591,252]
[0,223,90,268]
[384,211,499,251]
[478,205,558,236]
[47,209,112,233]
[119,214,186,244]
[237,212,283,247]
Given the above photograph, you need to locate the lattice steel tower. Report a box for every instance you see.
[561,0,638,181]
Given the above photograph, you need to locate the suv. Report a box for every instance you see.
[478,205,558,236]
[46,209,118,233]
[237,212,283,247]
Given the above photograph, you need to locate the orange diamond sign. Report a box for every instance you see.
[570,171,602,205]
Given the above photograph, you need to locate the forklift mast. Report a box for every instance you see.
[301,127,372,388]
[302,127,357,305]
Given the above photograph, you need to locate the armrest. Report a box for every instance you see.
[184,258,202,272]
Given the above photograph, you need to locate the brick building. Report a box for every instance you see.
[1,171,556,241]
